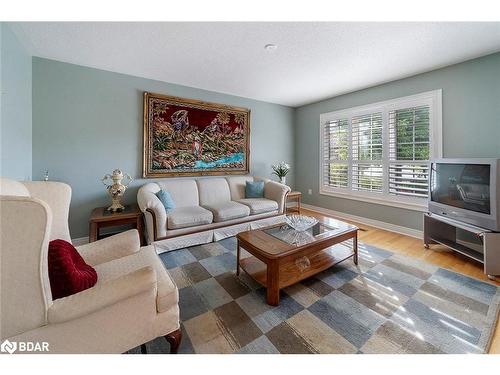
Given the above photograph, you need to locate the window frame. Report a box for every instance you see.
[319,90,442,211]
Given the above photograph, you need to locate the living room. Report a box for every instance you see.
[1,1,500,372]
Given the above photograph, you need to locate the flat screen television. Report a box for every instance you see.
[429,158,500,231]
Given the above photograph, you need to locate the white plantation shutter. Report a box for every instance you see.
[388,106,430,198]
[319,90,440,208]
[351,113,383,192]
[322,119,348,188]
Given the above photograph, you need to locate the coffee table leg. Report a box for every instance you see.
[236,240,240,276]
[353,232,358,265]
[266,260,280,306]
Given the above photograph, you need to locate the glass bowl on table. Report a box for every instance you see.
[285,214,319,232]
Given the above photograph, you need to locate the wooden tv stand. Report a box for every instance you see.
[424,212,500,280]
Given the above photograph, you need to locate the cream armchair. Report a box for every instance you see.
[0,178,181,354]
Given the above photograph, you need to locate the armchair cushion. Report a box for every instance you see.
[48,239,98,300]
[93,245,178,313]
[48,266,156,324]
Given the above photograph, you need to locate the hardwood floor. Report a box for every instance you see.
[301,208,500,354]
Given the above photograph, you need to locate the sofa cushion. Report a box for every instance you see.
[237,198,279,215]
[167,206,213,229]
[156,189,175,212]
[48,239,98,300]
[203,201,250,222]
[225,176,254,200]
[94,245,178,313]
[196,178,231,206]
[158,180,199,207]
[245,180,265,198]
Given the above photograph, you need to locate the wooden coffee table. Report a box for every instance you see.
[236,218,358,305]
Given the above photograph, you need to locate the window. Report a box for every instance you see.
[351,113,383,193]
[320,90,442,211]
[323,119,348,188]
[388,106,430,199]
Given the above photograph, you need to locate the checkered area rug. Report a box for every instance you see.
[128,237,500,354]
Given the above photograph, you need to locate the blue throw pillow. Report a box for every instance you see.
[156,189,175,212]
[245,181,265,198]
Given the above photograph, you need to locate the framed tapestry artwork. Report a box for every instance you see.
[143,92,250,178]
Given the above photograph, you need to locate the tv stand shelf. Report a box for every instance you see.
[430,238,484,263]
[424,213,500,279]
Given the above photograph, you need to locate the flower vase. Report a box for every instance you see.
[280,176,287,185]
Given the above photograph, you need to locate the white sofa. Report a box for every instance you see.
[137,176,290,253]
[0,178,181,354]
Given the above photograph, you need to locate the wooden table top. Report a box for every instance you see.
[237,218,358,260]
[288,191,302,197]
[90,204,142,223]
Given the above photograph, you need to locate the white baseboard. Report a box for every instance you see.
[72,236,89,246]
[301,203,423,239]
[72,206,423,244]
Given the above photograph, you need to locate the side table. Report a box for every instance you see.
[89,204,145,246]
[286,191,302,214]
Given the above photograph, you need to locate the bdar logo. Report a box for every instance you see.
[1,340,17,354]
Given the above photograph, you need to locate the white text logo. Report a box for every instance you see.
[1,340,49,354]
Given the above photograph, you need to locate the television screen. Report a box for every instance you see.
[430,163,491,214]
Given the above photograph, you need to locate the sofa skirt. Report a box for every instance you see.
[153,215,286,254]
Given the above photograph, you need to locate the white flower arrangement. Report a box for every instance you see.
[271,161,290,179]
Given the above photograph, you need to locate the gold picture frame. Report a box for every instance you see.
[143,92,250,178]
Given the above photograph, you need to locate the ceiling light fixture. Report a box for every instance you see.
[264,44,277,51]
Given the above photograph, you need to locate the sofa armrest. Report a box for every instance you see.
[76,229,140,266]
[137,184,167,242]
[263,180,291,213]
[47,266,157,324]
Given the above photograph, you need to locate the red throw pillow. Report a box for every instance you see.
[48,239,98,300]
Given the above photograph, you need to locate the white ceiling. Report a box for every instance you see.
[11,22,500,107]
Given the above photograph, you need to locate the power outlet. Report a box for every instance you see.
[308,189,312,195]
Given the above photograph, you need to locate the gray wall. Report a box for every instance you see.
[295,52,500,231]
[32,57,295,238]
[0,23,32,180]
